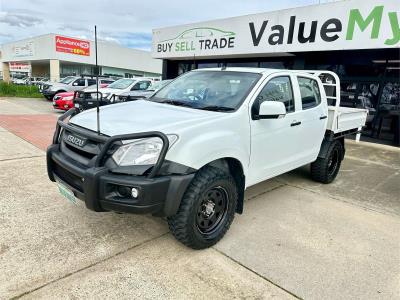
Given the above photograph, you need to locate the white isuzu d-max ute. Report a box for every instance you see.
[47,68,367,249]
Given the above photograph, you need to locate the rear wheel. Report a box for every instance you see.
[311,140,343,184]
[167,166,237,249]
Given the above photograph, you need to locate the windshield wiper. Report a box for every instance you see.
[198,105,235,112]
[158,99,194,108]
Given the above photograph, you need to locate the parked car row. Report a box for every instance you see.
[41,76,115,100]
[11,76,50,86]
[52,77,172,112]
[74,77,154,110]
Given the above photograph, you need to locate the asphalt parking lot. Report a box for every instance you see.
[1,97,399,299]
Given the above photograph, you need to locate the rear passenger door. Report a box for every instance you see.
[293,76,328,161]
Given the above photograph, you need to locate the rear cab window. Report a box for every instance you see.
[298,77,321,109]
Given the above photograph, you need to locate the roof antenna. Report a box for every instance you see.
[95,25,100,135]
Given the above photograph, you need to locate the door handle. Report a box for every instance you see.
[320,115,327,120]
[290,121,301,127]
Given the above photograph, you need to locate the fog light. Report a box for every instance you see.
[131,188,139,198]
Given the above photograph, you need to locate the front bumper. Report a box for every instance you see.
[53,100,73,111]
[46,109,195,216]
[73,98,110,110]
[42,90,57,97]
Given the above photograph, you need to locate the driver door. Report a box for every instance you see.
[248,74,304,186]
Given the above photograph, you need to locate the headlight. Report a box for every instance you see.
[112,135,178,166]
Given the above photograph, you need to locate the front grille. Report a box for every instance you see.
[61,128,104,165]
[65,143,97,160]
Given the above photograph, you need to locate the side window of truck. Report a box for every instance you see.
[132,81,151,91]
[298,77,321,110]
[255,76,295,113]
[87,79,96,86]
[73,78,86,86]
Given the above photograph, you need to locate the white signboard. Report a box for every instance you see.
[9,62,31,73]
[12,41,35,58]
[152,0,399,59]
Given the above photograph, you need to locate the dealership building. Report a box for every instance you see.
[152,0,399,145]
[0,33,162,82]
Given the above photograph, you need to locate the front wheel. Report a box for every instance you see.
[167,166,238,249]
[310,140,343,184]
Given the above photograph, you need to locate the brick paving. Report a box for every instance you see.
[0,114,57,151]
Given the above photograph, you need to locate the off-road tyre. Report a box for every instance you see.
[311,140,343,184]
[167,166,238,249]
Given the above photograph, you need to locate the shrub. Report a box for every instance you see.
[0,82,43,98]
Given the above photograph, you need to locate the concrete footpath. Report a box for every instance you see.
[0,98,399,299]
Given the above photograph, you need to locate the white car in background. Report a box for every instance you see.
[74,77,155,110]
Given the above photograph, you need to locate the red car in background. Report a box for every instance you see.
[53,82,112,111]
[52,92,75,111]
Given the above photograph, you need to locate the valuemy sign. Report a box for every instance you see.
[55,35,90,56]
[152,0,399,58]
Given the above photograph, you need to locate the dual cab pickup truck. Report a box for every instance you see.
[47,68,367,249]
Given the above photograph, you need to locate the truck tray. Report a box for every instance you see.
[328,106,368,134]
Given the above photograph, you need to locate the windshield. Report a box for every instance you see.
[59,76,76,84]
[107,78,136,89]
[147,80,172,91]
[150,71,261,111]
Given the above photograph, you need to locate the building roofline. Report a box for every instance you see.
[153,0,348,31]
[0,32,151,54]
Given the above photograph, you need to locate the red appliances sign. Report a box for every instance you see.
[55,35,90,56]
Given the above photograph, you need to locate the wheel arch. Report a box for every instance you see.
[318,136,345,161]
[201,157,245,214]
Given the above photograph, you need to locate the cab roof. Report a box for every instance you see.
[192,67,312,76]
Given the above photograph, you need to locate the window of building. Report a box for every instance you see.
[198,62,219,69]
[298,77,321,110]
[226,62,259,68]
[256,76,295,113]
[259,62,285,69]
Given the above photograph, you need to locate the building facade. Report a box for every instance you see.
[152,0,400,145]
[1,33,162,82]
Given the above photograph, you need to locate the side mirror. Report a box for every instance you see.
[258,101,286,119]
[72,82,78,86]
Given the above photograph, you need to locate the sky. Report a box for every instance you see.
[0,0,339,50]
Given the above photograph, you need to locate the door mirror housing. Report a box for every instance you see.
[258,101,286,119]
